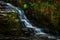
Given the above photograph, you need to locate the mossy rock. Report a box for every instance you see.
[0,9,22,35]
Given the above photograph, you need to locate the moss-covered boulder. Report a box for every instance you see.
[0,8,22,35]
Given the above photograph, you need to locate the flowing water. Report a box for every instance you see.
[6,3,60,40]
[0,1,60,39]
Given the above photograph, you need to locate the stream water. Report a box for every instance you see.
[6,3,60,40]
[0,1,60,39]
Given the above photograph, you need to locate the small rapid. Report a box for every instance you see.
[6,3,60,40]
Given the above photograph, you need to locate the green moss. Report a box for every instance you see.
[0,10,22,34]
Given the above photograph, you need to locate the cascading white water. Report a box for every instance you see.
[7,3,60,40]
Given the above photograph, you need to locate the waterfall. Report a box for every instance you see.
[6,3,60,40]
